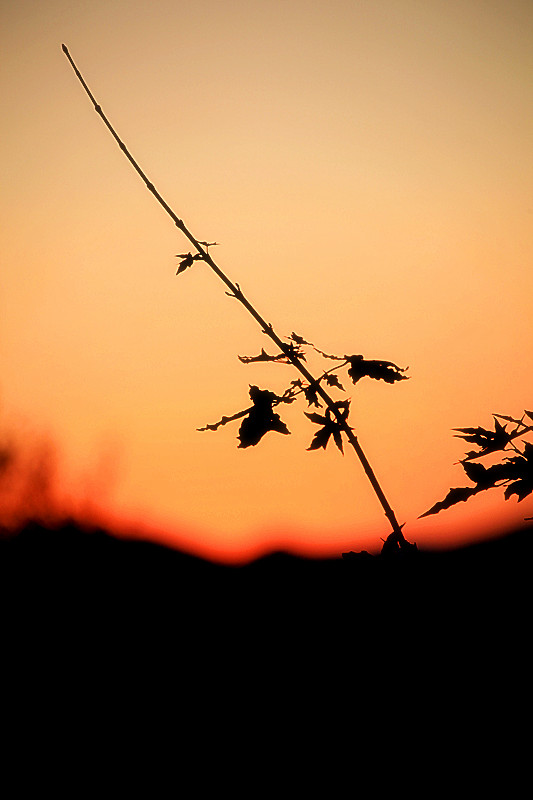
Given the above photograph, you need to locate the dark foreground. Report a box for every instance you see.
[2,519,532,633]
[2,519,531,772]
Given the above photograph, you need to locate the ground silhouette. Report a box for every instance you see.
[2,518,531,639]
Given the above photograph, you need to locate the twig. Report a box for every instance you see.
[62,45,409,546]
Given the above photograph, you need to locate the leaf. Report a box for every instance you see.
[324,374,345,391]
[461,460,511,489]
[454,418,511,457]
[289,332,312,346]
[502,442,533,502]
[346,355,409,385]
[238,349,282,364]
[175,253,195,274]
[307,424,335,452]
[237,386,290,448]
[304,412,327,425]
[419,486,482,518]
[175,252,204,275]
[332,429,344,454]
[304,384,322,408]
[238,344,305,365]
[504,479,533,503]
[494,413,523,426]
[305,401,350,454]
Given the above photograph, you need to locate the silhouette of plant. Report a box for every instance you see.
[62,45,414,553]
[198,336,408,458]
[421,411,533,518]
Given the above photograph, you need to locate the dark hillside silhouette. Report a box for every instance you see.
[3,519,532,640]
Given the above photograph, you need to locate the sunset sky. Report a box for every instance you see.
[1,0,532,561]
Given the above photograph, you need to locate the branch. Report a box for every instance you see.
[62,44,409,545]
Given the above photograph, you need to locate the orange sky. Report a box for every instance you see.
[1,0,532,562]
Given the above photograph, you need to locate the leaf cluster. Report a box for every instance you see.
[421,411,533,517]
[199,330,409,453]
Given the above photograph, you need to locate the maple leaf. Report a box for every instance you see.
[453,418,511,458]
[305,401,350,454]
[237,386,290,448]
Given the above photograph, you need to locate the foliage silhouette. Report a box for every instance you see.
[237,386,291,448]
[63,44,414,553]
[306,401,351,454]
[421,411,533,518]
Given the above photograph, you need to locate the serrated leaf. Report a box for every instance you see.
[419,486,481,518]
[307,426,333,451]
[324,374,345,391]
[305,401,349,453]
[453,420,510,454]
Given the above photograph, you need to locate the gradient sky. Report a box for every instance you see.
[1,0,532,561]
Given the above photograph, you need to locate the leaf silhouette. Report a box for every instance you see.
[503,442,533,502]
[305,401,350,454]
[175,252,203,275]
[324,374,345,391]
[289,332,313,346]
[461,460,511,489]
[238,344,305,364]
[346,355,409,385]
[237,386,290,448]
[419,486,482,517]
[453,418,511,458]
[494,413,524,426]
[304,384,322,408]
[422,418,533,518]
[238,349,284,364]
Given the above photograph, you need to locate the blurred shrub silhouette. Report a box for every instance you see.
[0,430,60,529]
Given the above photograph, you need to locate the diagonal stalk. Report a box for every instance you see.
[62,44,410,548]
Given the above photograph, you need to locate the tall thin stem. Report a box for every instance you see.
[62,44,408,547]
